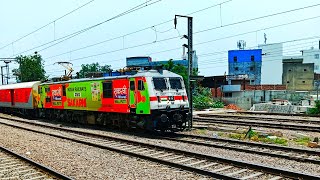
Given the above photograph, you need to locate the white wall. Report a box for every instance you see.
[302,48,320,74]
[258,43,283,84]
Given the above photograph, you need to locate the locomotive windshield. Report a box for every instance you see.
[169,77,182,89]
[153,77,167,90]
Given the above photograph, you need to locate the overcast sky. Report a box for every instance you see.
[0,0,319,80]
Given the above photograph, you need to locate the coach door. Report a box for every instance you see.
[129,78,136,110]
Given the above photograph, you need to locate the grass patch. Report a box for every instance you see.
[228,133,244,140]
[294,137,311,146]
[195,128,207,135]
[260,137,288,146]
[217,132,225,136]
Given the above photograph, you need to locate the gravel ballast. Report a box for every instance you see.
[1,114,320,177]
[0,123,207,180]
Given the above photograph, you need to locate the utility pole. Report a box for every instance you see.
[0,58,16,85]
[174,15,193,129]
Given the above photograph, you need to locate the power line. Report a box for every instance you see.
[194,2,320,35]
[197,39,318,62]
[147,15,320,56]
[0,0,95,51]
[199,43,318,66]
[44,37,320,75]
[11,0,163,57]
[40,14,320,70]
[45,0,232,60]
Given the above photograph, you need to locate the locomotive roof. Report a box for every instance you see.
[40,70,182,85]
[0,81,41,90]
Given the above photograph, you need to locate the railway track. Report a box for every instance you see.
[0,145,71,180]
[194,117,320,132]
[164,134,320,164]
[198,113,320,125]
[0,117,319,179]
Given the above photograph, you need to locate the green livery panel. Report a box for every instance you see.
[38,77,150,115]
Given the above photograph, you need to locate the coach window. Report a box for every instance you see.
[130,81,135,90]
[103,81,113,98]
[138,80,144,91]
[62,85,66,96]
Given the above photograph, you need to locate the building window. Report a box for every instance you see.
[250,67,254,71]
[103,81,113,98]
[251,55,254,61]
[235,67,239,71]
[304,69,307,72]
[224,92,232,97]
[233,56,237,62]
[287,81,290,83]
[315,54,319,59]
[302,81,305,83]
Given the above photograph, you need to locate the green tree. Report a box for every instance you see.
[12,54,46,82]
[193,86,224,110]
[78,62,112,78]
[162,59,198,89]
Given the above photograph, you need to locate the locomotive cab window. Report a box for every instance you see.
[130,81,135,90]
[153,77,167,90]
[169,78,182,89]
[103,81,113,98]
[138,80,144,91]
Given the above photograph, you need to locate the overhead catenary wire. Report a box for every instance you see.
[0,0,96,51]
[44,0,232,60]
[43,37,320,76]
[43,14,320,67]
[44,0,320,61]
[11,0,163,57]
[147,15,320,56]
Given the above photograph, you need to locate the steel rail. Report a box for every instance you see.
[163,134,320,164]
[0,117,319,179]
[198,113,320,124]
[194,117,320,132]
[0,145,72,180]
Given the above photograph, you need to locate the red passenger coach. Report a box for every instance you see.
[0,81,41,109]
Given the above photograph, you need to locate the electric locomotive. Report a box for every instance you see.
[0,69,190,132]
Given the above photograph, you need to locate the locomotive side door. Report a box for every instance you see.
[135,77,150,115]
[129,78,136,111]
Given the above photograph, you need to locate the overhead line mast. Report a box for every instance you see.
[174,15,193,130]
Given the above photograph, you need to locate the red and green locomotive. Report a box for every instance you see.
[0,70,190,131]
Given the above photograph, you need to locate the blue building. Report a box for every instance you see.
[228,49,262,85]
[126,52,198,70]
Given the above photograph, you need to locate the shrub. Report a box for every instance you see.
[307,100,320,115]
[193,86,224,110]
